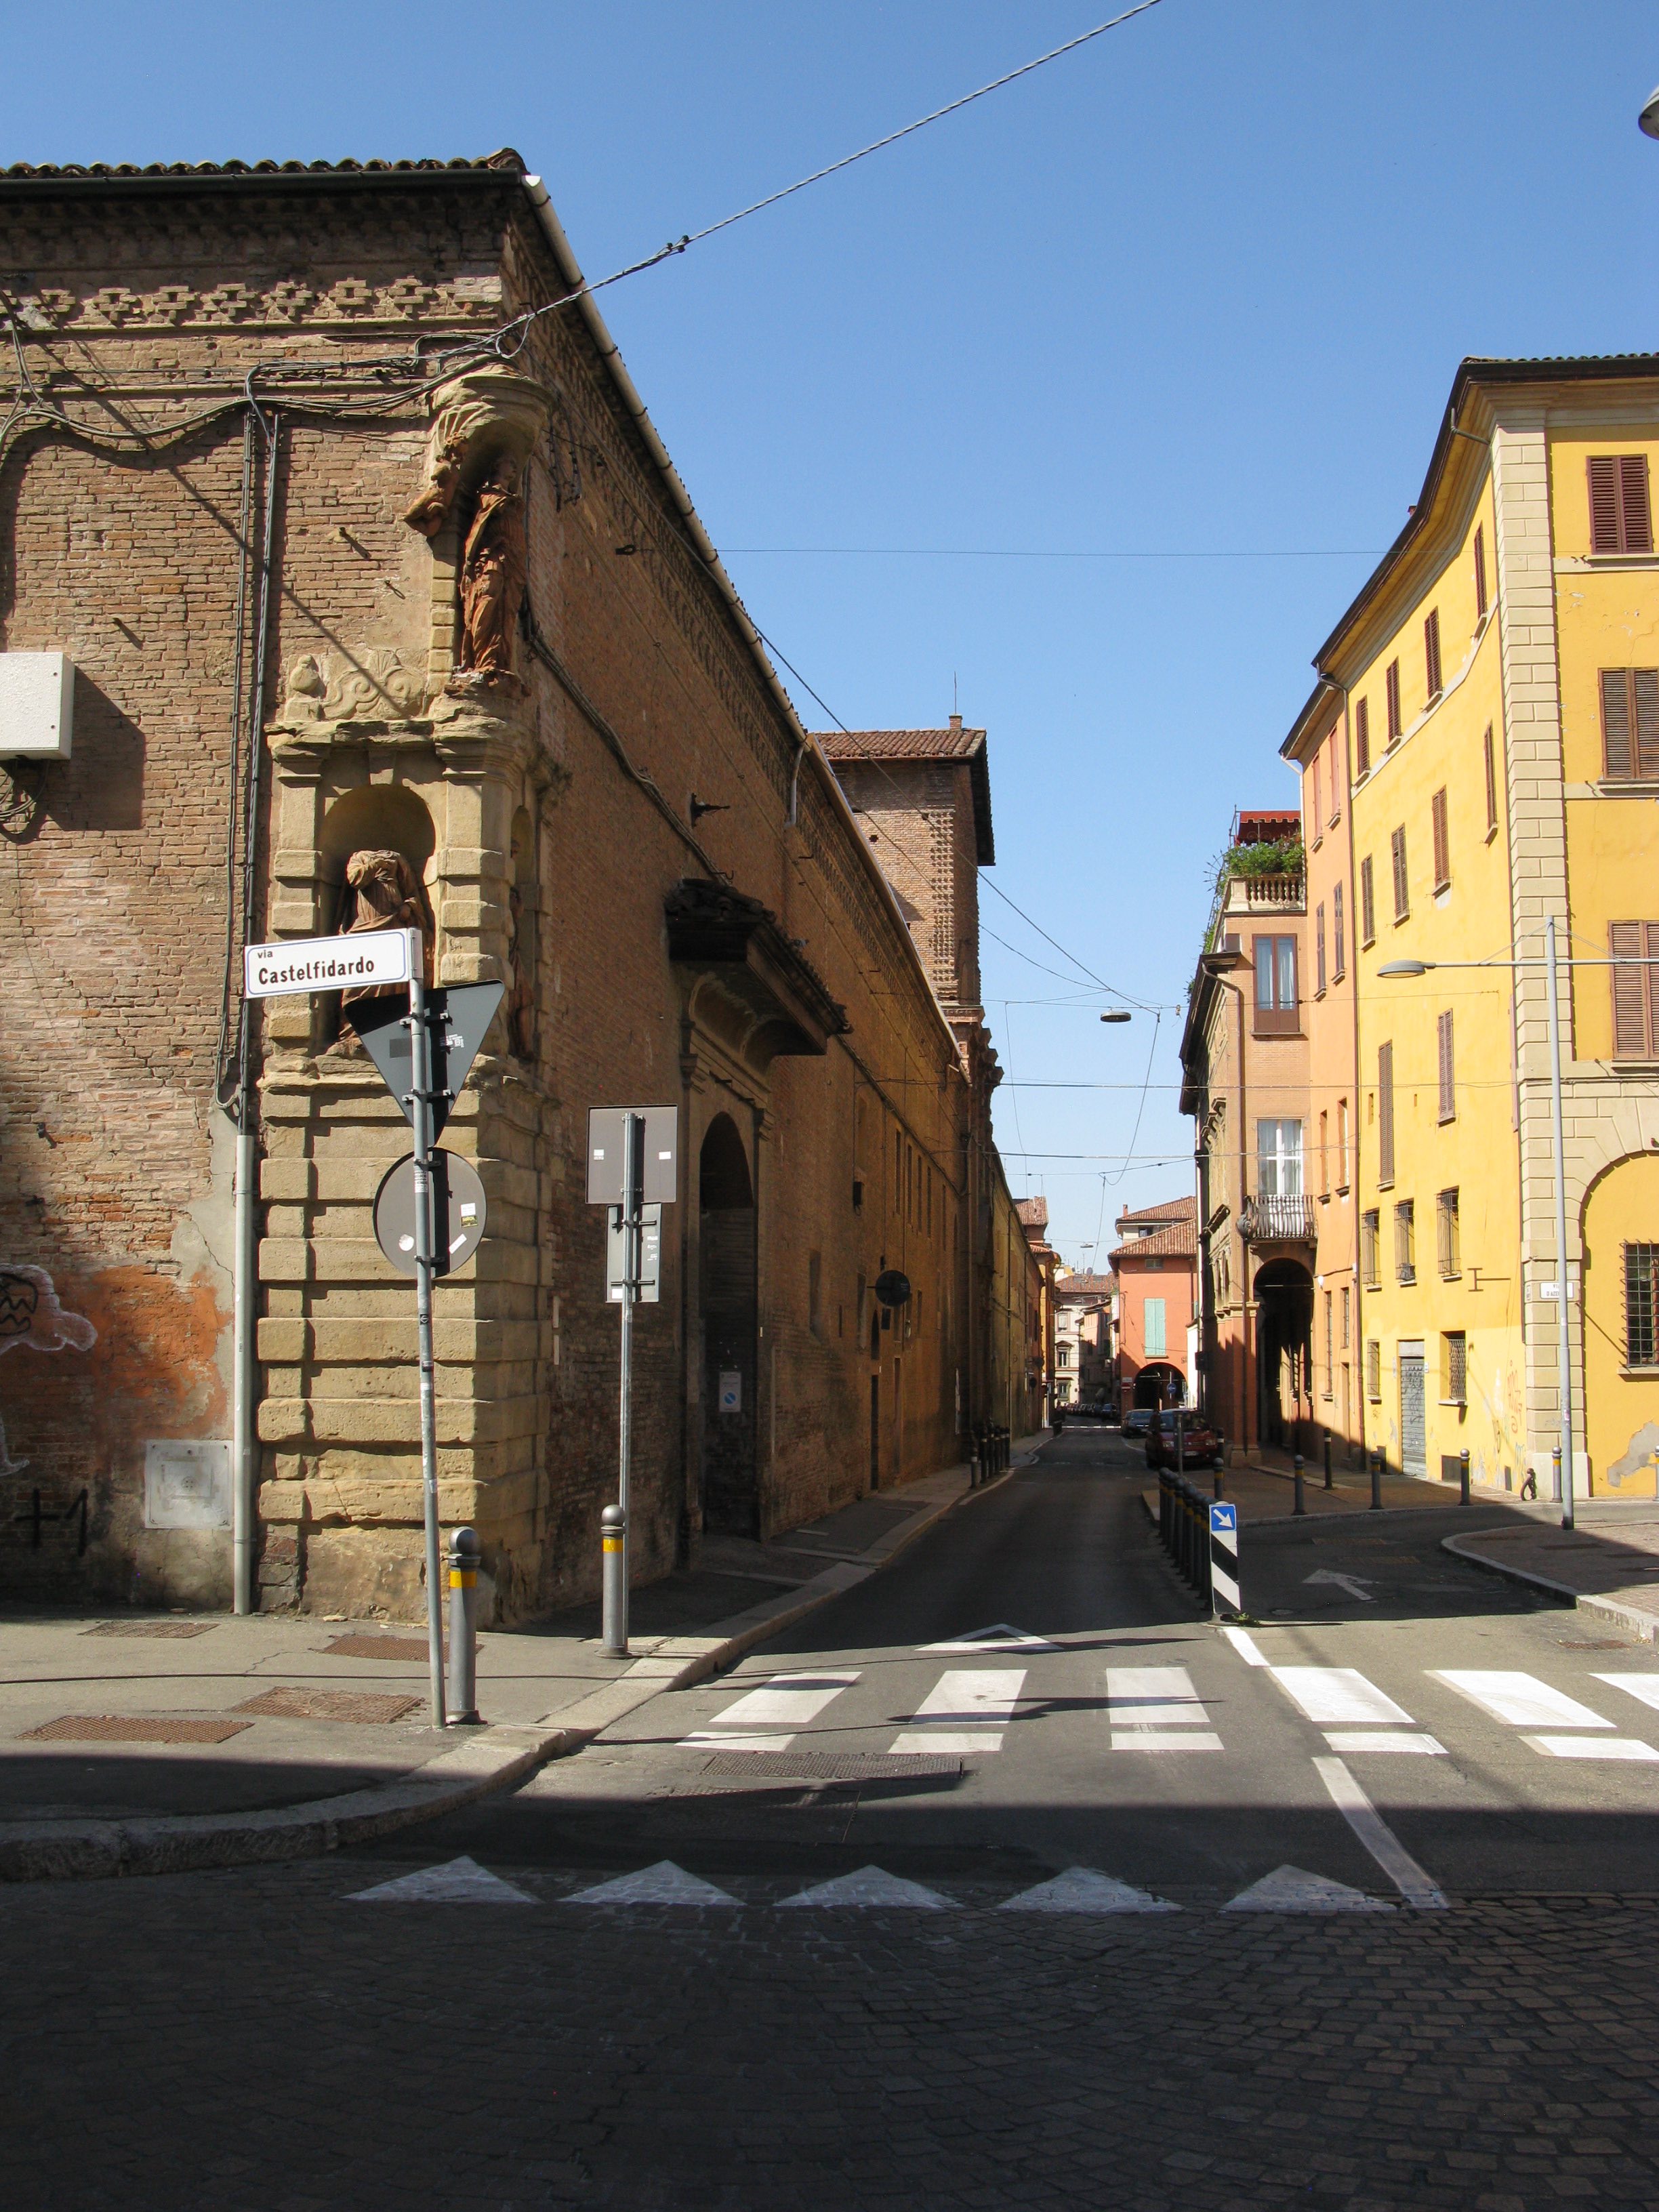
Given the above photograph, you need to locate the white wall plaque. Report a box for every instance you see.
[144,1439,232,1530]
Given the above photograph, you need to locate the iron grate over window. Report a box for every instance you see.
[1626,1242,1659,1367]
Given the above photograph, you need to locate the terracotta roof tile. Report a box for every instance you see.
[0,152,525,181]
[1108,1221,1196,1264]
[1115,1195,1195,1229]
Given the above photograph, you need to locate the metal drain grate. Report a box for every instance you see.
[23,1715,251,1744]
[700,1750,961,1782]
[321,1634,436,1662]
[234,1686,422,1725]
[84,1620,216,1639]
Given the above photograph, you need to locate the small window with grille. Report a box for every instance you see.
[1442,1331,1467,1406]
[1626,1242,1659,1368]
[1365,1339,1381,1401]
[1395,1199,1416,1284]
[1437,1188,1460,1278]
[1361,1208,1380,1288]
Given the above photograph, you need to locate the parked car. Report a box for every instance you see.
[1121,1404,1155,1439]
[1145,1408,1225,1471]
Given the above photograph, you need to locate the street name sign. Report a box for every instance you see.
[243,928,410,1000]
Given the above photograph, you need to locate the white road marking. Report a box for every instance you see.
[563,1861,740,1906]
[1223,1864,1392,1913]
[1222,1625,1269,1666]
[348,1856,537,1904]
[1523,1735,1659,1763]
[1109,1729,1225,1752]
[1323,1731,1446,1755]
[922,1624,1059,1652]
[680,1669,859,1749]
[779,1866,951,1908]
[1271,1666,1414,1725]
[1107,1665,1223,1750]
[1431,1670,1612,1729]
[999,1868,1179,1914]
[1304,1570,1377,1602]
[888,1668,1025,1756]
[1593,1673,1659,1713]
[1313,1756,1448,1908]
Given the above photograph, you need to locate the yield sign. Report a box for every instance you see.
[921,1624,1060,1654]
[347,983,505,1141]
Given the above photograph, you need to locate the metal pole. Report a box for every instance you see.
[1459,1446,1471,1507]
[1323,1433,1333,1490]
[231,1090,259,1614]
[1370,1448,1383,1512]
[604,1111,644,1657]
[446,1525,481,1725]
[408,930,445,1729]
[1545,917,1576,1531]
[1293,1452,1305,1517]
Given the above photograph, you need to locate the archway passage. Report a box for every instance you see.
[1133,1361,1185,1410]
[699,1115,758,1536]
[1254,1258,1313,1451]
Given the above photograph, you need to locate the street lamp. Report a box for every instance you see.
[1100,1010,1132,1023]
[1640,81,1659,138]
[1378,916,1655,1529]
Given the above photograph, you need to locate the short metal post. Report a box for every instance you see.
[1293,1453,1305,1517]
[601,1502,627,1655]
[1323,1433,1333,1490]
[1212,1467,1224,1500]
[1458,1447,1471,1507]
[446,1525,481,1725]
[1551,1443,1563,1503]
[1370,1449,1384,1512]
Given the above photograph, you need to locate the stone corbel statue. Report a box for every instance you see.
[335,849,435,1038]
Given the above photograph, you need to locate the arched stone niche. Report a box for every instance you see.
[313,784,438,1053]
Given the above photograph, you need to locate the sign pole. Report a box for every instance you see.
[604,1111,644,1657]
[406,928,447,1728]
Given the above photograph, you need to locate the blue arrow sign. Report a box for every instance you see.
[1209,1502,1237,1536]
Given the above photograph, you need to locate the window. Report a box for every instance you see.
[1626,1243,1659,1367]
[1328,735,1342,825]
[1437,1187,1460,1278]
[1473,524,1488,619]
[808,1251,823,1338]
[1253,934,1298,1033]
[1361,1209,1381,1288]
[1057,1343,1071,1368]
[1610,922,1659,1057]
[1483,724,1499,835]
[1588,455,1654,555]
[1366,1338,1381,1400]
[1311,754,1323,838]
[1340,1284,1351,1351]
[1378,1042,1395,1185]
[1425,607,1443,699]
[1437,1010,1456,1122]
[1599,669,1659,781]
[1315,903,1327,994]
[1332,881,1346,979]
[1443,1330,1467,1406]
[1258,1118,1305,1196]
[1319,1109,1330,1195]
[1431,787,1450,890]
[1338,1098,1350,1189]
[1395,1199,1416,1284]
[1144,1297,1167,1357]
[1359,855,1376,946]
[1323,1290,1334,1399]
[1386,657,1403,742]
[1354,696,1371,775]
[1391,826,1409,920]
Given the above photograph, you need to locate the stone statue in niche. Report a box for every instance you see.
[506,880,535,1062]
[333,849,434,1044]
[452,455,527,695]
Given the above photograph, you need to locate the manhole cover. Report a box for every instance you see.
[84,1620,215,1639]
[23,1715,251,1744]
[321,1634,436,1662]
[699,1751,961,1782]
[234,1687,423,1724]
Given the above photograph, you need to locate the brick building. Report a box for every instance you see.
[0,152,1040,1621]
[1109,1197,1197,1419]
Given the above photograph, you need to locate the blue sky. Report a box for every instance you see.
[6,1,1658,1263]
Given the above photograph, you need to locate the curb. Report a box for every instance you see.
[0,1443,1036,1884]
[1441,1531,1659,1642]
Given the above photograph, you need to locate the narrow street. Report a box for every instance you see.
[9,1427,1659,2209]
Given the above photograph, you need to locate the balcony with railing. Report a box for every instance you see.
[1239,1193,1317,1243]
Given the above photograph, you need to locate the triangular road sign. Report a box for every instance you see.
[348,1854,535,1904]
[1222,1864,1392,1914]
[347,981,506,1139]
[778,1865,953,1908]
[922,1624,1059,1654]
[561,1860,739,1907]
[998,1867,1179,1914]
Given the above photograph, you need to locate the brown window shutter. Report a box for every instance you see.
[1590,456,1622,552]
[1359,855,1375,943]
[1636,670,1659,779]
[1312,754,1322,834]
[1378,1042,1395,1183]
[1315,903,1326,993]
[1611,921,1648,1054]
[1431,787,1450,888]
[1386,659,1401,739]
[1483,724,1498,832]
[1621,455,1654,552]
[1602,670,1634,778]
[1437,1009,1455,1120]
[1647,922,1659,1054]
[1391,826,1408,918]
[1425,608,1442,697]
[1333,880,1345,977]
[1354,697,1371,774]
[1473,525,1488,618]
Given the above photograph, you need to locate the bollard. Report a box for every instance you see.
[1370,1449,1384,1512]
[1459,1446,1471,1507]
[1212,1467,1225,1501]
[445,1525,483,1726]
[601,1502,628,1657]
[1323,1433,1333,1490]
[1293,1453,1305,1517]
[1551,1443,1563,1502]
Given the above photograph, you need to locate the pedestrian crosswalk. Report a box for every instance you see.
[680,1670,860,1752]
[1106,1666,1222,1751]
[890,1667,1026,1755]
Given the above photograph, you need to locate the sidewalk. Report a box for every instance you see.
[1443,1501,1659,1641]
[1141,1452,1474,1527]
[0,1439,1044,1882]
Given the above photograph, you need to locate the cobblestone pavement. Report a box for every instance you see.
[5,1858,1659,2210]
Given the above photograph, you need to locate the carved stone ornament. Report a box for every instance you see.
[271,649,425,729]
[336,849,434,1021]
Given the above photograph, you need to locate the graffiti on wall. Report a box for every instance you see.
[0,1267,97,1476]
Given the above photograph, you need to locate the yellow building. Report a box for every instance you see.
[1301,354,1659,1496]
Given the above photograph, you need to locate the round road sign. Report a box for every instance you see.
[373,1150,487,1277]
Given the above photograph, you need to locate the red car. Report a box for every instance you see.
[1145,1409,1224,1471]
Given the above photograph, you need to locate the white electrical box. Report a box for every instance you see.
[0,652,75,758]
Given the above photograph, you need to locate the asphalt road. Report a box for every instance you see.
[11,1426,1659,2211]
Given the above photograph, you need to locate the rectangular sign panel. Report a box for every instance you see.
[586,1107,679,1205]
[1209,1502,1237,1536]
[607,1204,663,1304]
[244,928,411,1000]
